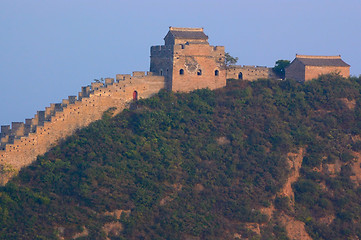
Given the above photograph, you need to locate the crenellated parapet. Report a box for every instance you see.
[226,65,278,81]
[150,45,173,57]
[0,72,165,185]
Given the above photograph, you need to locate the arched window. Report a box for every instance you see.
[160,70,163,76]
[238,72,243,80]
[197,69,202,76]
[133,91,138,101]
[180,69,184,75]
[215,70,219,76]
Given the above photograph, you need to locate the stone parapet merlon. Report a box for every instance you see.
[0,74,159,148]
[0,82,104,147]
[116,71,159,81]
[229,65,269,69]
[150,45,173,57]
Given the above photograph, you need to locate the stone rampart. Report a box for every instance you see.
[0,72,165,185]
[226,65,277,81]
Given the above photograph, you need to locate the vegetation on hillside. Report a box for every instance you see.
[1,74,361,239]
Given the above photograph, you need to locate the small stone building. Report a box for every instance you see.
[285,54,350,82]
[150,27,226,92]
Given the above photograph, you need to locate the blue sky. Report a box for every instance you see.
[1,0,361,126]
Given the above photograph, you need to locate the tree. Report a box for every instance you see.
[272,60,290,79]
[225,52,238,67]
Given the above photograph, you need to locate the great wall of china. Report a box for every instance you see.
[0,27,351,185]
[0,72,165,184]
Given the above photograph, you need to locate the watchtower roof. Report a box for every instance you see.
[295,54,350,67]
[165,27,208,40]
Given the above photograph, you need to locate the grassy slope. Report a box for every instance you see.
[1,75,361,239]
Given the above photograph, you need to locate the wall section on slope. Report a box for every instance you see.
[0,73,165,185]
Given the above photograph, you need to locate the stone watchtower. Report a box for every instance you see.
[150,27,226,92]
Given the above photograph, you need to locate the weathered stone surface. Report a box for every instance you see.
[226,65,277,81]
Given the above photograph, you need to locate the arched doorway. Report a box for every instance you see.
[238,72,243,80]
[133,91,138,101]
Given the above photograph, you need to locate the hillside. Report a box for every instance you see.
[1,75,361,239]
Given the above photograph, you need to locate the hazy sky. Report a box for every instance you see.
[1,0,361,126]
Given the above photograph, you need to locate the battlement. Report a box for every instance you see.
[152,42,224,55]
[0,73,165,184]
[172,43,224,53]
[229,65,269,69]
[150,45,173,57]
[116,71,161,81]
[0,92,83,150]
[151,45,171,51]
[0,73,165,147]
[226,65,276,81]
[213,46,224,51]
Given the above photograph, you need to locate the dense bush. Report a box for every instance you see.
[1,75,361,239]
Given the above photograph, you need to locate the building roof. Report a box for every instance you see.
[295,54,350,67]
[166,27,208,40]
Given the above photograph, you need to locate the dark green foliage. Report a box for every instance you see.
[1,75,361,239]
[273,60,290,79]
[275,196,292,213]
[225,52,238,66]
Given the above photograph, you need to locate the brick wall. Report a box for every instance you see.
[226,66,276,81]
[305,66,350,81]
[150,45,174,89]
[171,44,226,92]
[0,73,165,185]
